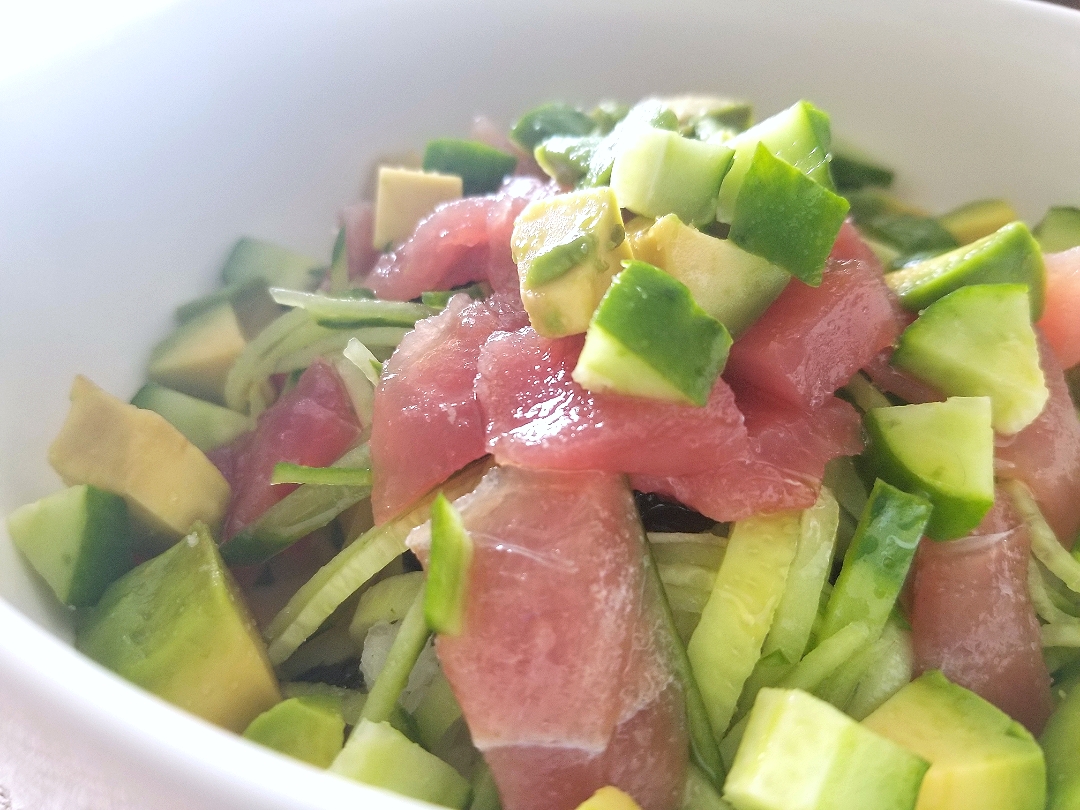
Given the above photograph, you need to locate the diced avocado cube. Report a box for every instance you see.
[717,100,835,222]
[220,237,323,291]
[422,138,517,196]
[630,213,790,337]
[729,144,850,286]
[48,376,230,550]
[148,300,247,405]
[819,480,931,642]
[723,688,929,810]
[575,786,643,810]
[77,524,281,733]
[864,397,994,541]
[6,484,133,607]
[609,128,734,226]
[511,187,633,337]
[510,102,596,150]
[884,222,1046,317]
[372,166,463,251]
[243,697,345,768]
[864,670,1046,810]
[176,276,283,334]
[573,261,732,406]
[1034,205,1080,253]
[938,199,1020,246]
[131,382,253,452]
[1041,674,1080,810]
[330,719,472,809]
[424,493,473,636]
[892,284,1048,435]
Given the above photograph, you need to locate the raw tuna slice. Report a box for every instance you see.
[1037,246,1080,370]
[724,221,901,409]
[910,492,1054,734]
[407,466,688,810]
[996,334,1080,548]
[340,202,379,283]
[476,328,748,477]
[632,385,863,522]
[370,293,527,523]
[364,176,552,302]
[209,359,361,540]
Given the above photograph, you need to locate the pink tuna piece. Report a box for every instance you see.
[632,384,862,522]
[724,221,901,409]
[1037,246,1080,370]
[996,333,1080,549]
[911,492,1054,734]
[370,292,527,524]
[339,202,380,283]
[208,359,361,540]
[364,176,553,302]
[407,466,688,810]
[476,328,748,477]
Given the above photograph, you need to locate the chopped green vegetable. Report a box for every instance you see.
[425,493,474,636]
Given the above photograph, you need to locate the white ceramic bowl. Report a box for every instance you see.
[2,0,1079,806]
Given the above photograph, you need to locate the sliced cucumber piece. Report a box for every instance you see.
[243,697,345,768]
[131,383,253,452]
[270,462,371,487]
[728,144,849,286]
[220,237,323,291]
[688,509,801,739]
[829,141,894,192]
[883,221,1046,318]
[864,397,994,540]
[7,484,132,607]
[1034,206,1080,253]
[423,138,517,196]
[573,261,732,406]
[818,480,931,642]
[269,288,437,328]
[412,668,464,750]
[349,571,425,645]
[510,102,596,150]
[893,283,1048,435]
[425,493,474,636]
[360,584,430,724]
[846,189,958,259]
[938,198,1020,245]
[844,620,914,721]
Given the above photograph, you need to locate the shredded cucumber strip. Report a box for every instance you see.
[224,307,312,411]
[349,572,426,646]
[344,337,383,387]
[1043,624,1080,648]
[658,562,718,615]
[360,584,432,724]
[843,372,892,411]
[1029,560,1080,628]
[412,669,464,750]
[265,462,491,665]
[681,762,734,810]
[1006,480,1080,592]
[269,287,436,327]
[845,621,914,720]
[271,462,372,487]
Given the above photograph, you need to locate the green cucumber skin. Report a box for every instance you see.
[830,153,895,192]
[864,398,994,541]
[590,260,732,406]
[819,480,931,643]
[729,144,849,286]
[1041,674,1080,810]
[422,138,517,196]
[425,493,473,636]
[884,221,1046,318]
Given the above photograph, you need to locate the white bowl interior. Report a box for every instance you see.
[1,0,1078,806]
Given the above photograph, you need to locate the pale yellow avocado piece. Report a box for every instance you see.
[511,187,633,337]
[49,376,230,550]
[574,786,642,810]
[629,213,789,337]
[148,301,246,404]
[372,166,463,250]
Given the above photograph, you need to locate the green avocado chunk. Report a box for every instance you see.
[609,128,734,226]
[864,670,1046,810]
[573,260,733,406]
[723,688,929,810]
[7,484,133,607]
[729,143,850,286]
[1041,674,1080,810]
[864,397,994,541]
[892,283,1048,435]
[937,199,1019,246]
[76,523,281,733]
[243,697,345,768]
[883,221,1046,318]
[422,138,517,196]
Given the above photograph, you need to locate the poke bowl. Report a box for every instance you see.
[2,0,1080,808]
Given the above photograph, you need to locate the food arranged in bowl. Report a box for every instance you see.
[8,91,1080,810]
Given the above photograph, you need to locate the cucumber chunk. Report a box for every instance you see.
[723,688,929,810]
[573,261,733,406]
[7,484,132,607]
[609,128,734,226]
[331,719,472,809]
[360,583,430,725]
[422,138,517,196]
[425,493,473,636]
[864,397,994,540]
[510,102,596,150]
[829,141,894,192]
[728,144,849,286]
[819,480,931,642]
[865,671,1046,810]
[349,571,426,645]
[1041,674,1080,810]
[892,284,1048,435]
[688,510,801,739]
[883,221,1046,318]
[220,237,323,291]
[243,697,345,768]
[1034,206,1080,253]
[131,382,253,452]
